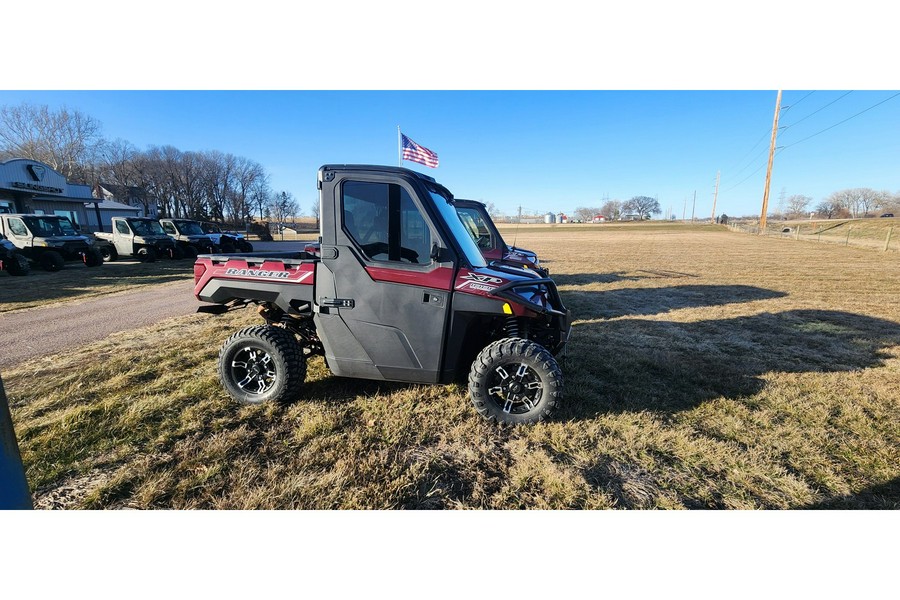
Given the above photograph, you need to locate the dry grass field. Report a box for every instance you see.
[5,223,899,509]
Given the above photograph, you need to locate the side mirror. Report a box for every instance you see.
[430,243,450,263]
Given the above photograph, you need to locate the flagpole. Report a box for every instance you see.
[397,126,402,167]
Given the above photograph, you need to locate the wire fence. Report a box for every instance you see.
[728,220,898,253]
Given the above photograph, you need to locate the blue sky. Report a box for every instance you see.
[3,2,897,220]
[1,90,897,219]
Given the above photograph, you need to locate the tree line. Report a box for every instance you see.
[573,196,662,222]
[0,102,302,225]
[777,189,898,220]
[573,188,899,224]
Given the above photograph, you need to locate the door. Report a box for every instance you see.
[315,176,455,383]
[113,220,134,255]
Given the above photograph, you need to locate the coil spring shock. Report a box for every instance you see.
[504,316,520,338]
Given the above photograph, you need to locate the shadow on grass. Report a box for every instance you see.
[0,260,194,309]
[553,270,701,287]
[806,476,900,509]
[564,284,787,320]
[561,309,900,418]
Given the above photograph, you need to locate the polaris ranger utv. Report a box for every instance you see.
[93,216,179,261]
[194,165,571,424]
[199,221,254,253]
[0,214,102,271]
[453,199,547,276]
[159,218,219,258]
[0,233,29,276]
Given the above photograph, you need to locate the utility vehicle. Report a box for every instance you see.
[159,218,219,258]
[93,216,179,262]
[194,165,571,424]
[0,214,102,271]
[199,221,254,253]
[453,199,547,276]
[0,233,29,276]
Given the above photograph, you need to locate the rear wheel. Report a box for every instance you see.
[6,253,30,276]
[218,325,307,405]
[239,241,254,252]
[170,245,185,260]
[39,250,64,272]
[84,248,103,267]
[468,338,563,425]
[182,245,198,259]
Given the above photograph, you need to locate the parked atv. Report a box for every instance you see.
[158,218,219,258]
[199,221,254,253]
[453,199,547,276]
[0,214,102,271]
[0,233,30,276]
[93,217,180,262]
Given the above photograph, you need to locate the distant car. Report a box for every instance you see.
[881,213,894,218]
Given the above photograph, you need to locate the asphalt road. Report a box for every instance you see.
[0,279,201,370]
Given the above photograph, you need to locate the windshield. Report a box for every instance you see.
[129,219,166,236]
[200,222,222,234]
[428,190,487,268]
[22,216,79,237]
[176,221,206,235]
[455,206,496,250]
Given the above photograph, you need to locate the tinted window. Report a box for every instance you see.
[342,181,432,264]
[116,221,131,235]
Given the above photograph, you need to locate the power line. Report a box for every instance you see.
[780,90,816,115]
[779,91,853,131]
[781,91,900,150]
[720,147,785,194]
[721,91,814,185]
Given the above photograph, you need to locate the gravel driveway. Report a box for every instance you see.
[0,279,201,370]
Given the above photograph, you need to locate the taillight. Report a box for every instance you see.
[193,262,207,285]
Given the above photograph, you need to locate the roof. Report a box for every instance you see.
[84,200,142,212]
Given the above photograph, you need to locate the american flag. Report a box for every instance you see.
[401,133,439,168]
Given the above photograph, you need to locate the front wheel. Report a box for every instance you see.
[99,245,117,262]
[218,325,307,405]
[136,247,157,262]
[468,338,563,425]
[39,250,65,272]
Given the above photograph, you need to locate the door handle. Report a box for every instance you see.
[320,297,355,309]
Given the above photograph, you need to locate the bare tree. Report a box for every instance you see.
[0,102,104,182]
[311,199,321,229]
[623,196,662,219]
[815,198,842,219]
[600,199,623,220]
[573,206,600,222]
[786,194,812,219]
[271,191,299,226]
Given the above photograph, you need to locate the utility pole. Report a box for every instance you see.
[710,171,720,223]
[691,190,696,222]
[517,205,522,224]
[760,90,783,233]
[682,197,687,221]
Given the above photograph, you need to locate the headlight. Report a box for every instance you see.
[513,285,548,310]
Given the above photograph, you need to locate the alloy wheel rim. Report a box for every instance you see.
[231,346,277,394]
[487,362,543,414]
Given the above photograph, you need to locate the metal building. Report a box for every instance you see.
[0,159,94,227]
